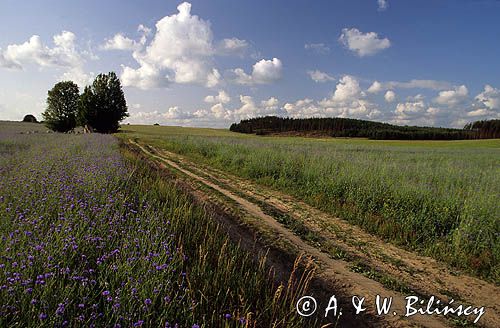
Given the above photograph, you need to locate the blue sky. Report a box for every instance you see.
[1,0,500,128]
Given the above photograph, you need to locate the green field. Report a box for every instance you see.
[120,124,500,281]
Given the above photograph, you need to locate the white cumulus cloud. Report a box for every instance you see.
[282,75,382,120]
[0,30,93,87]
[121,2,219,89]
[320,75,363,105]
[204,90,231,104]
[384,90,396,102]
[231,58,282,85]
[102,34,140,51]
[1,31,82,69]
[475,85,500,111]
[339,28,390,57]
[434,85,468,107]
[367,81,383,93]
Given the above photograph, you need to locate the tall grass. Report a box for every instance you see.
[121,129,500,282]
[0,125,314,327]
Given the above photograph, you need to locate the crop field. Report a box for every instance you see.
[121,125,500,282]
[0,122,313,327]
[2,122,499,327]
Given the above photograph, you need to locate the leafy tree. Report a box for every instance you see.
[22,114,38,123]
[42,81,79,132]
[78,72,128,133]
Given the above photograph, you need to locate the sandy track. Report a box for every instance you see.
[129,139,498,328]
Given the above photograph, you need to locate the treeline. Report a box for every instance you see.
[229,116,500,140]
[464,119,500,139]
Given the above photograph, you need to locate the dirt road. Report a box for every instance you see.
[129,139,499,328]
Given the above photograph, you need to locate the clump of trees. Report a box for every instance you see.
[42,72,128,133]
[22,114,38,123]
[230,116,500,140]
[464,119,500,139]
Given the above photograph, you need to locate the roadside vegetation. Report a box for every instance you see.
[120,125,500,282]
[0,123,314,327]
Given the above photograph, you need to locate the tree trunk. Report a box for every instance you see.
[83,124,94,133]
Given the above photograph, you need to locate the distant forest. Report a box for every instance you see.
[229,116,500,140]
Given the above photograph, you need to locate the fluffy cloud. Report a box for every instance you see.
[384,90,396,102]
[282,76,381,120]
[128,106,195,125]
[102,34,140,51]
[307,70,335,83]
[0,52,21,69]
[339,28,390,57]
[121,2,220,89]
[137,24,152,38]
[320,75,363,105]
[261,97,279,111]
[434,85,468,107]
[60,67,94,88]
[284,99,322,118]
[232,95,282,119]
[1,31,83,69]
[217,38,248,55]
[231,58,282,85]
[390,94,461,126]
[475,85,500,111]
[204,90,231,104]
[304,43,330,54]
[377,0,388,11]
[465,85,500,118]
[367,81,383,93]
[315,75,380,119]
[0,31,93,87]
[395,97,426,116]
[128,83,500,128]
[191,94,284,124]
[466,109,491,117]
[391,96,431,125]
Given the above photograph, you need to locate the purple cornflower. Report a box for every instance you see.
[56,303,65,315]
[224,313,231,319]
[133,320,144,327]
[102,290,110,296]
[144,298,152,306]
[39,313,47,320]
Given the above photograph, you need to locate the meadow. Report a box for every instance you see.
[0,123,313,327]
[121,125,500,282]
